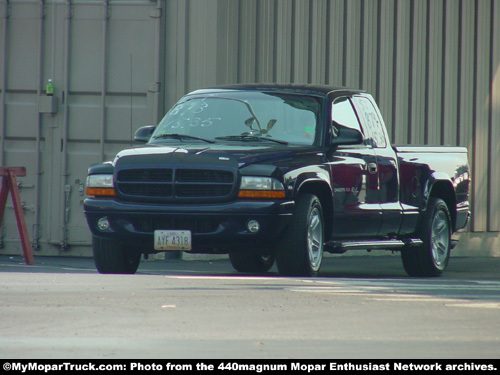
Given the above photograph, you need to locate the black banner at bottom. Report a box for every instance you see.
[2,360,499,374]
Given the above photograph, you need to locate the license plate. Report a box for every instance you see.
[154,230,192,251]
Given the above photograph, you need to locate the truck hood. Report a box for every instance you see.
[112,143,324,170]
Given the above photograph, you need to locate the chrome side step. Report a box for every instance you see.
[324,238,423,254]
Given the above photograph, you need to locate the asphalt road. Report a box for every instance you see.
[1,254,499,359]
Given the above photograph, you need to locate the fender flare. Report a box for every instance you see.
[422,172,457,230]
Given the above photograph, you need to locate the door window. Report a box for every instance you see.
[331,97,363,138]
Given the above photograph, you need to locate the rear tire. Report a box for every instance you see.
[401,197,451,277]
[276,193,324,276]
[92,236,141,274]
[229,249,275,273]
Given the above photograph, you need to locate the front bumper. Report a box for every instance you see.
[84,198,294,253]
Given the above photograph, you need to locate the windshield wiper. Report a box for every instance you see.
[152,133,215,143]
[215,135,288,145]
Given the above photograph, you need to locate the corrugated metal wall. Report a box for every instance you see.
[0,0,498,257]
[163,0,500,255]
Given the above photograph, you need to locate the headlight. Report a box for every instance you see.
[238,176,285,199]
[85,174,116,197]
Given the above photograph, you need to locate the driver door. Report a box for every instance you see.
[328,97,382,237]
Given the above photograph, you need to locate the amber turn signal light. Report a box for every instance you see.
[85,188,116,197]
[238,190,285,199]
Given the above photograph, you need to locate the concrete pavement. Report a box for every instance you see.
[0,253,499,280]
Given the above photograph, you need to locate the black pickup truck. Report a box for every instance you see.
[84,84,470,277]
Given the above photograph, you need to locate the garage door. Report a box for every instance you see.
[0,0,164,256]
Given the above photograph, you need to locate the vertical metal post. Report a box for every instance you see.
[150,0,165,125]
[0,0,9,249]
[100,0,109,161]
[0,0,9,169]
[59,0,71,251]
[33,0,45,251]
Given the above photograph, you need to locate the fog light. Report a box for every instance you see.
[97,217,110,232]
[247,220,260,233]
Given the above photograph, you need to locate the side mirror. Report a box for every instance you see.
[134,125,156,143]
[331,124,364,146]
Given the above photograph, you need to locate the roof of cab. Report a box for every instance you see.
[187,83,365,97]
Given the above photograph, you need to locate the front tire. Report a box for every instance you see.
[276,193,324,276]
[401,197,451,277]
[92,236,141,274]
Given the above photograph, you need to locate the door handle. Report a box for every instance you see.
[367,162,378,174]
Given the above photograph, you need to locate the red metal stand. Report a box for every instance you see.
[0,167,34,265]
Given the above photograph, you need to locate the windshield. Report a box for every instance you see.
[150,91,321,145]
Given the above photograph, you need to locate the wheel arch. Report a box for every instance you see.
[428,179,457,232]
[296,179,334,241]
